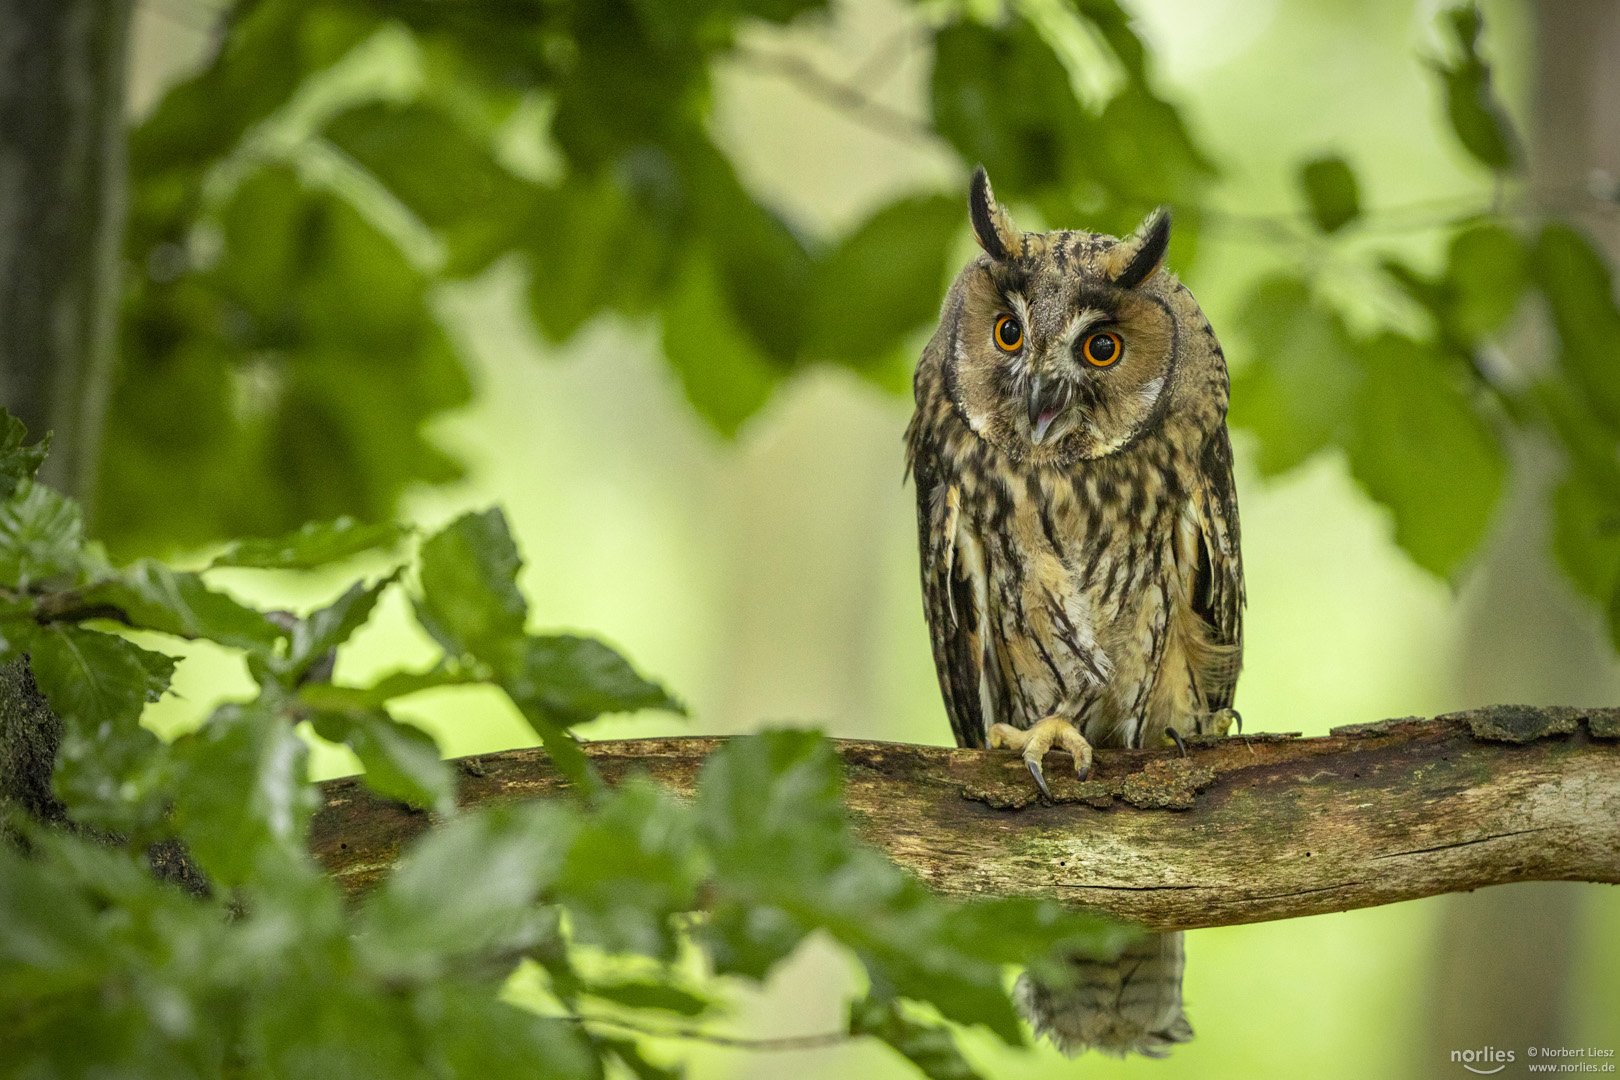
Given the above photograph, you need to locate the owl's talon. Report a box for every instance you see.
[1026,758,1052,799]
[1165,726,1188,758]
[990,716,1092,798]
[1201,707,1241,738]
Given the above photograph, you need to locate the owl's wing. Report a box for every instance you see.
[910,440,1001,750]
[1191,427,1245,710]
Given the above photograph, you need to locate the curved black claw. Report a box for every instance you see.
[1076,763,1091,782]
[1165,726,1188,758]
[1233,709,1243,735]
[1026,757,1052,799]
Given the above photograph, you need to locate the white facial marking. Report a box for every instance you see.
[1058,308,1109,352]
[954,335,993,433]
[1008,293,1032,340]
[1137,375,1166,412]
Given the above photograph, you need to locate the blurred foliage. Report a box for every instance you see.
[104,0,1210,554]
[102,0,1620,627]
[21,0,1620,1072]
[0,411,1132,1078]
[1233,2,1620,647]
[1298,156,1360,235]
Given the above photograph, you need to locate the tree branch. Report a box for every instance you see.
[310,706,1620,932]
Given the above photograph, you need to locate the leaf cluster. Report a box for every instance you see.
[1,413,1128,1079]
[1233,4,1620,621]
[108,0,1214,554]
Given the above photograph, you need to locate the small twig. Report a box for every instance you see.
[844,22,934,92]
[572,1012,853,1051]
[729,45,938,147]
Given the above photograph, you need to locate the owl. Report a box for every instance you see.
[905,168,1244,1057]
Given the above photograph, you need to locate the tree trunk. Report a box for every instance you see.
[0,0,133,511]
[0,0,133,821]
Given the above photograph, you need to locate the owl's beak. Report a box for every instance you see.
[1026,376,1068,445]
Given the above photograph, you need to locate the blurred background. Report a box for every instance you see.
[24,0,1620,1074]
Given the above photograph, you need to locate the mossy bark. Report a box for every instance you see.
[310,709,1620,931]
[0,658,66,828]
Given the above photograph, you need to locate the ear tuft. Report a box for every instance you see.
[1112,207,1172,289]
[968,166,1019,262]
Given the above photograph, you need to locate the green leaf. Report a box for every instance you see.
[1539,378,1620,644]
[0,410,48,500]
[1555,466,1620,655]
[931,19,1094,199]
[687,139,813,368]
[27,625,177,829]
[247,971,423,1080]
[1444,223,1530,341]
[25,624,175,730]
[1092,85,1213,212]
[806,195,961,370]
[324,102,539,276]
[1383,226,1530,357]
[130,2,382,219]
[1432,4,1520,171]
[660,249,782,437]
[0,841,107,999]
[504,635,683,728]
[358,802,576,979]
[170,702,319,885]
[581,978,712,1017]
[599,1038,682,1080]
[555,779,702,960]
[1227,277,1363,475]
[694,731,1121,1043]
[279,573,396,683]
[415,984,603,1080]
[696,729,847,893]
[0,483,86,589]
[414,509,678,788]
[522,174,676,343]
[104,172,469,559]
[694,730,847,978]
[850,996,983,1080]
[308,707,455,814]
[1346,334,1504,578]
[1535,224,1620,431]
[937,896,1138,972]
[1299,155,1360,234]
[812,850,1026,1044]
[210,517,407,570]
[76,561,284,652]
[415,508,528,658]
[1552,469,1620,610]
[298,663,481,711]
[1072,0,1149,81]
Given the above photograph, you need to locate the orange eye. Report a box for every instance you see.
[1082,330,1122,367]
[993,314,1023,352]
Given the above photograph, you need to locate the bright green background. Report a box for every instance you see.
[128,0,1620,1075]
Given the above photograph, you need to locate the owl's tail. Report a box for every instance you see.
[1014,931,1194,1058]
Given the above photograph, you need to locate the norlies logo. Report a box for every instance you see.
[1453,1047,1517,1074]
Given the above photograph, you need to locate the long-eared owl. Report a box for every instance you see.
[905,168,1244,1057]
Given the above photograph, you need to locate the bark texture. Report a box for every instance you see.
[311,707,1620,931]
[0,0,133,506]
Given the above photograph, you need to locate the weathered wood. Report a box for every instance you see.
[310,706,1620,932]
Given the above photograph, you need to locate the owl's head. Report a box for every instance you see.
[940,167,1183,462]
